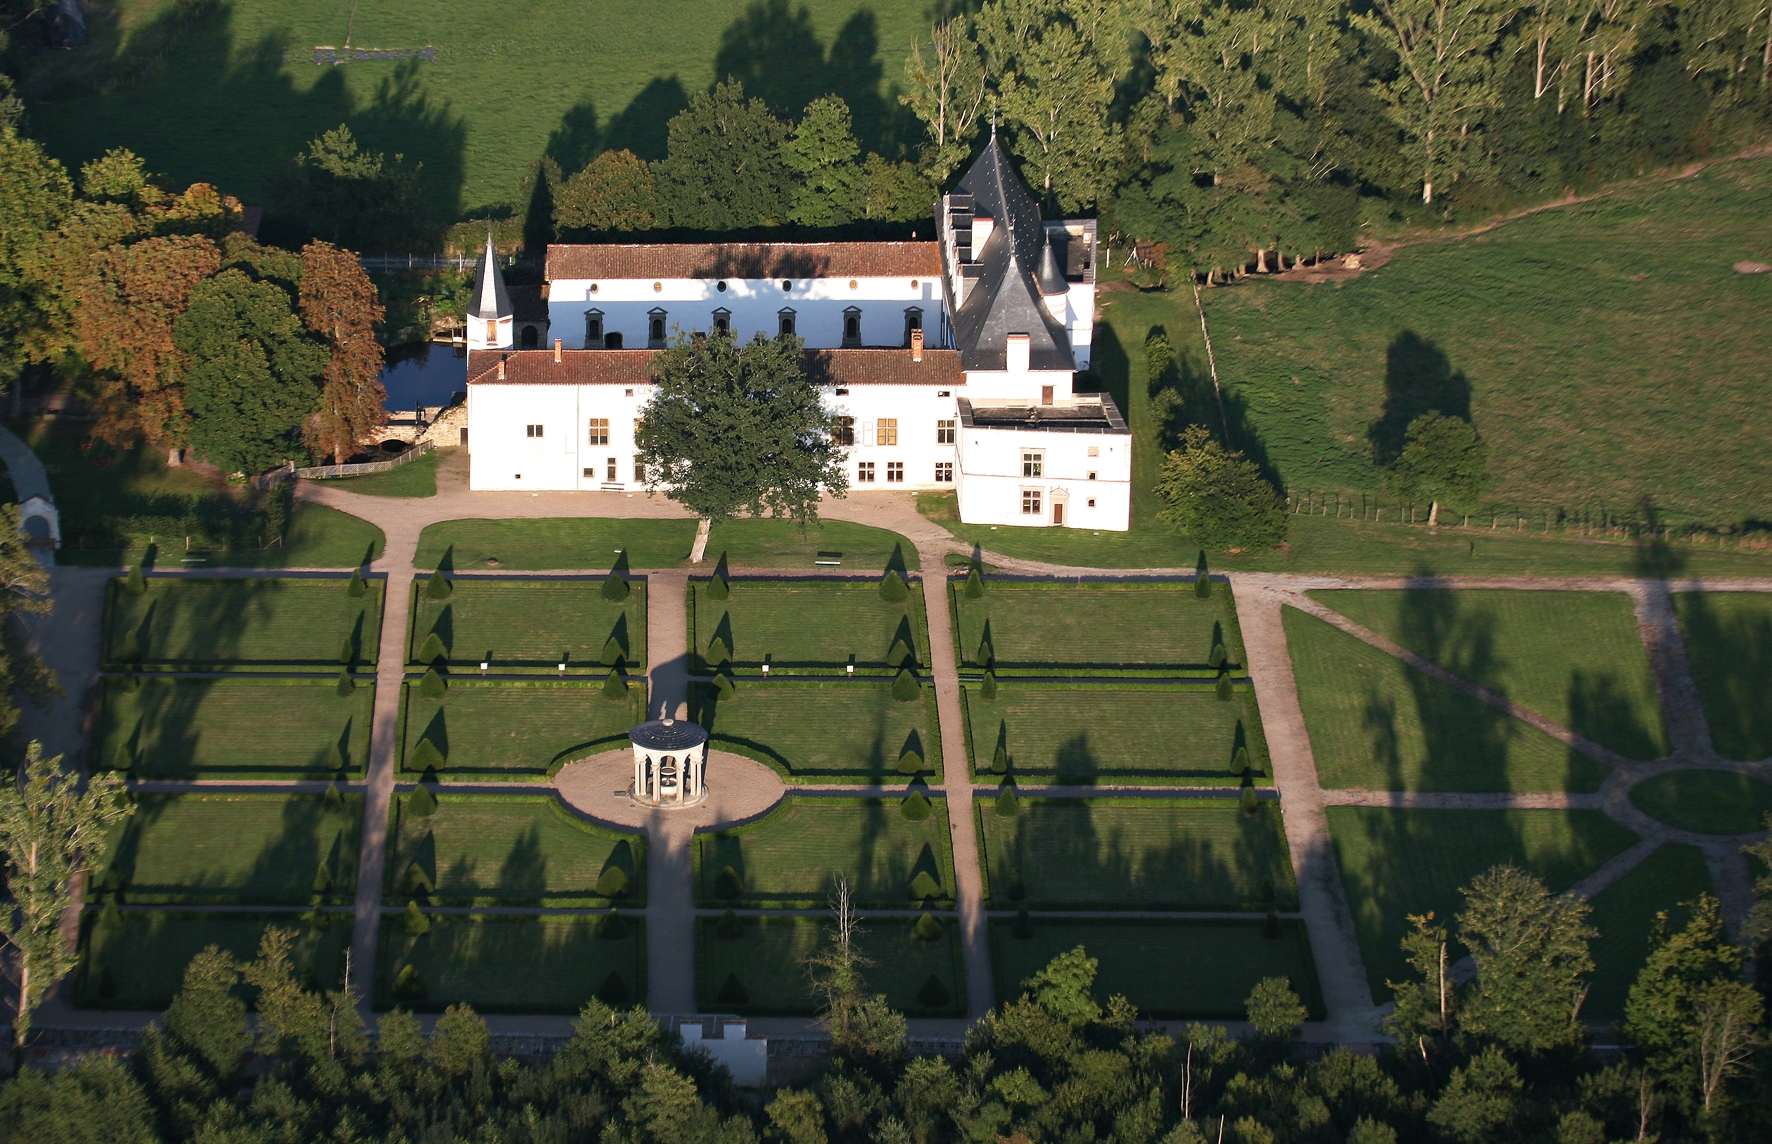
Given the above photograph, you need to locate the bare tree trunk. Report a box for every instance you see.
[1428,500,1441,528]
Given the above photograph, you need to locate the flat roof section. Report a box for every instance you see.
[957,394,1128,434]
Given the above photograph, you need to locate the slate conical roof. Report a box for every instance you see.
[468,233,512,321]
[1037,237,1068,296]
[949,132,1074,372]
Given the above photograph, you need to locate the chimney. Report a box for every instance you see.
[911,327,924,362]
[1006,332,1030,373]
[553,338,562,363]
[496,356,506,380]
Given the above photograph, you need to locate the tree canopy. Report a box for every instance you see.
[1384,411,1491,527]
[1154,424,1288,551]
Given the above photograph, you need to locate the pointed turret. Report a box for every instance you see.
[466,232,513,350]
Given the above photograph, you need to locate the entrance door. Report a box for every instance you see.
[1052,502,1065,526]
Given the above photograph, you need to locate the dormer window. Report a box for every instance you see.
[647,308,667,348]
[712,308,731,335]
[584,309,604,348]
[903,307,923,347]
[842,306,862,348]
[778,308,796,338]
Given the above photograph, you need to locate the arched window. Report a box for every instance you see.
[584,309,604,348]
[605,331,623,349]
[647,308,667,348]
[904,307,923,347]
[842,306,862,347]
[712,308,731,335]
[778,308,796,338]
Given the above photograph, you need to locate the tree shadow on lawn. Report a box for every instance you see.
[1368,331,1472,468]
[702,798,944,904]
[108,794,355,903]
[1144,323,1281,485]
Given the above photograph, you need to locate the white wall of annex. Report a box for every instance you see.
[953,426,1131,531]
[824,385,960,491]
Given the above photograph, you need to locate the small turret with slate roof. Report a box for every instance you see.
[466,232,514,351]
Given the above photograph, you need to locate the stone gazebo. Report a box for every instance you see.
[630,718,709,807]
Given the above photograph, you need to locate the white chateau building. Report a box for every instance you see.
[463,134,1132,530]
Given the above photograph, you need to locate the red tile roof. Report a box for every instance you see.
[468,347,962,387]
[545,242,941,282]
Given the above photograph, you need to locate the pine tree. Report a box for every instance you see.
[119,668,138,696]
[707,572,730,600]
[892,667,921,702]
[716,971,749,1005]
[393,964,428,1003]
[1240,785,1259,815]
[992,741,1009,773]
[964,564,985,598]
[118,633,141,664]
[1209,641,1227,669]
[124,564,146,597]
[419,666,447,700]
[705,636,732,667]
[975,632,995,668]
[596,971,630,1005]
[1231,746,1250,776]
[424,570,452,600]
[347,568,367,598]
[322,781,344,816]
[602,669,627,700]
[311,860,334,894]
[715,865,743,899]
[402,861,434,896]
[1195,551,1212,598]
[981,671,998,701]
[601,568,630,601]
[879,569,910,603]
[901,788,932,821]
[918,974,951,1009]
[1217,671,1234,701]
[337,635,354,666]
[335,670,353,697]
[111,741,132,772]
[995,784,1019,818]
[597,908,630,939]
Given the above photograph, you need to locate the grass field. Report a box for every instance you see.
[951,581,1244,673]
[105,576,384,670]
[977,799,1297,910]
[989,917,1324,1020]
[20,0,932,219]
[106,793,362,905]
[697,914,964,1017]
[97,676,375,778]
[703,521,921,572]
[697,796,955,907]
[690,579,926,673]
[409,577,648,671]
[961,683,1269,786]
[401,680,646,779]
[1327,807,1641,993]
[1309,589,1668,759]
[1584,844,1715,1020]
[692,681,941,784]
[415,518,920,572]
[1673,593,1772,761]
[385,792,643,905]
[1285,608,1612,792]
[75,909,349,1010]
[376,914,645,1013]
[323,452,440,497]
[1628,771,1772,835]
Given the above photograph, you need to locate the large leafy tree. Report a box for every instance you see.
[637,330,846,526]
[0,130,74,385]
[174,268,327,475]
[901,15,991,183]
[782,96,863,227]
[651,81,793,230]
[554,149,659,232]
[1154,424,1288,551]
[299,240,387,463]
[0,505,54,749]
[1384,410,1490,527]
[1455,865,1595,1054]
[273,125,427,251]
[0,743,132,1051]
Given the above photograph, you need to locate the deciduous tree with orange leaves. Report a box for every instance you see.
[299,241,386,463]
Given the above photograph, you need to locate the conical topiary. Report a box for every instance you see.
[911,913,943,942]
[596,866,631,898]
[1005,865,1026,901]
[1012,909,1034,939]
[712,671,736,699]
[419,667,447,700]
[975,633,995,668]
[891,667,920,702]
[119,633,141,664]
[425,570,452,600]
[879,569,909,603]
[716,972,749,1006]
[322,781,345,815]
[917,974,951,1009]
[111,742,132,772]
[402,861,434,896]
[312,861,334,894]
[896,748,924,775]
[403,900,431,936]
[407,784,438,818]
[1216,671,1234,702]
[409,737,446,772]
[119,668,139,696]
[335,670,354,697]
[338,635,354,666]
[1265,906,1283,940]
[1195,552,1212,598]
[995,785,1019,818]
[347,568,367,598]
[706,573,730,601]
[599,635,625,666]
[601,568,629,602]
[901,788,932,821]
[597,908,629,939]
[705,636,732,668]
[124,565,146,597]
[596,971,630,1005]
[1240,785,1259,816]
[97,901,124,936]
[1209,641,1227,670]
[964,564,985,599]
[887,637,915,667]
[714,865,742,899]
[1231,746,1250,776]
[416,631,448,663]
[908,870,941,901]
[980,671,998,701]
[716,908,744,940]
[393,964,428,1003]
[991,742,1009,774]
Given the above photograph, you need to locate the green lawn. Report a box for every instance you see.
[692,681,941,784]
[1285,608,1612,792]
[961,682,1269,786]
[1628,771,1772,835]
[1584,844,1716,1020]
[1309,589,1668,759]
[1327,807,1641,993]
[75,909,349,1010]
[386,791,643,906]
[1673,593,1772,761]
[105,793,362,905]
[401,680,647,780]
[689,579,927,674]
[21,0,932,219]
[989,918,1324,1020]
[977,799,1297,910]
[410,577,648,671]
[323,452,439,497]
[697,796,956,908]
[951,581,1243,673]
[698,914,964,1017]
[97,676,375,778]
[376,914,645,1013]
[702,521,921,571]
[417,519,698,571]
[105,576,384,670]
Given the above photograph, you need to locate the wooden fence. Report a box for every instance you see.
[254,440,435,489]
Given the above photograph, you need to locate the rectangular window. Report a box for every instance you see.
[878,418,898,446]
[832,417,855,447]
[886,461,904,483]
[935,462,954,483]
[526,424,545,438]
[1022,451,1043,477]
[607,457,617,481]
[936,419,956,444]
[634,456,646,483]
[587,418,609,445]
[583,467,595,479]
[857,462,875,483]
[1021,489,1042,515]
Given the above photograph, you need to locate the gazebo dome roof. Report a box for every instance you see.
[630,718,709,752]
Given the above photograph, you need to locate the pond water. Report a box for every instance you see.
[381,342,467,415]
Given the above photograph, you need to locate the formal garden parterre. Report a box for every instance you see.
[697,914,965,1018]
[1672,591,1772,761]
[951,579,1245,676]
[376,913,646,1014]
[399,677,648,781]
[690,679,942,784]
[105,575,384,671]
[408,575,648,674]
[99,675,376,779]
[689,575,926,675]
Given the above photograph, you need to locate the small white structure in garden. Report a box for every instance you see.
[630,718,708,807]
[678,1018,768,1087]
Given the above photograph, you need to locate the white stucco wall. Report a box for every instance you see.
[467,382,658,491]
[953,420,1131,531]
